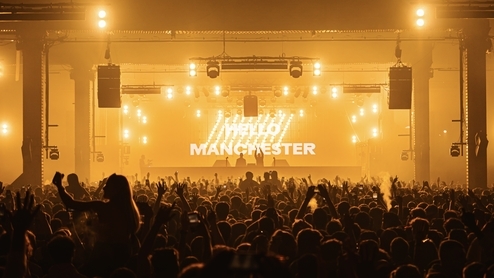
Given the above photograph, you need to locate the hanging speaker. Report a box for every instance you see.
[98,65,121,108]
[388,66,412,109]
[243,95,258,117]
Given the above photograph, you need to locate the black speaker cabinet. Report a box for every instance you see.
[98,65,121,108]
[244,95,258,117]
[388,66,412,109]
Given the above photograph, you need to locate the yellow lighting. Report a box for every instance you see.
[416,18,425,27]
[351,115,357,123]
[283,86,289,96]
[299,109,304,117]
[313,69,321,76]
[314,62,321,69]
[189,63,196,70]
[189,70,197,77]
[443,130,447,134]
[167,88,173,94]
[416,8,425,17]
[331,87,338,93]
[98,19,107,28]
[142,116,147,124]
[372,104,378,113]
[185,86,191,95]
[196,110,201,117]
[331,91,338,98]
[123,129,129,138]
[167,93,173,99]
[137,109,142,117]
[312,86,318,95]
[142,136,148,144]
[372,128,379,137]
[98,10,107,19]
[1,123,8,134]
[352,135,357,143]
[360,108,365,116]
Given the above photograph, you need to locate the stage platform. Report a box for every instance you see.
[145,166,362,183]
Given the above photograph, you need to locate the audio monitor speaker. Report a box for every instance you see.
[388,66,412,109]
[244,95,258,117]
[98,65,121,108]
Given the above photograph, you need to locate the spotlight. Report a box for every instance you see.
[450,144,460,157]
[142,136,148,144]
[98,10,107,19]
[416,8,425,17]
[96,152,105,162]
[236,98,243,107]
[189,63,197,77]
[274,89,282,97]
[312,86,318,95]
[352,135,358,144]
[49,148,60,160]
[214,86,221,96]
[289,61,303,78]
[185,86,191,95]
[416,18,425,26]
[1,123,8,134]
[313,62,321,76]
[123,129,130,139]
[283,86,289,96]
[299,109,304,117]
[196,110,201,117]
[206,61,220,78]
[98,20,107,28]
[415,8,425,27]
[202,87,210,97]
[401,151,409,161]
[294,88,302,98]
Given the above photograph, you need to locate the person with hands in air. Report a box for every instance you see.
[52,171,141,277]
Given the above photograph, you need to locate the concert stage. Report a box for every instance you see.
[146,166,362,183]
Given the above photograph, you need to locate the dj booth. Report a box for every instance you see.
[146,164,361,182]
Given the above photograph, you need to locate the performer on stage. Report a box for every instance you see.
[236,152,247,167]
[255,147,264,167]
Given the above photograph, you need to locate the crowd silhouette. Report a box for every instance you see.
[0,171,493,278]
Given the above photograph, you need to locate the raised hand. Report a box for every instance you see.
[52,172,64,188]
[267,193,275,208]
[176,183,185,197]
[12,190,40,232]
[154,202,176,227]
[305,185,316,201]
[317,183,331,201]
[395,195,403,206]
[157,181,167,196]
[458,194,469,209]
[461,209,477,230]
[207,208,217,226]
[190,192,199,205]
[180,211,190,231]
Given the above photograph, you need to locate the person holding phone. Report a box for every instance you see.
[52,172,141,277]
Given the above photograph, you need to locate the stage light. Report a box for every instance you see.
[274,89,282,97]
[401,151,409,161]
[352,135,357,144]
[416,8,425,17]
[166,89,173,99]
[312,86,318,95]
[207,61,220,78]
[189,63,197,77]
[185,86,191,95]
[416,18,425,26]
[360,108,365,116]
[142,136,148,144]
[123,105,129,115]
[289,61,303,78]
[351,115,357,123]
[123,129,130,139]
[313,62,321,76]
[443,130,447,134]
[283,86,289,96]
[450,144,460,157]
[299,109,304,117]
[142,116,147,124]
[96,152,105,162]
[372,128,378,137]
[331,87,338,98]
[1,123,8,134]
[214,86,221,96]
[98,19,107,28]
[196,110,201,117]
[98,10,107,19]
[294,88,302,98]
[372,104,378,113]
[221,89,230,97]
[49,148,60,160]
[137,109,142,118]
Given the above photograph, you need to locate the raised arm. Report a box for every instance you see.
[53,172,105,212]
[295,186,316,219]
[175,183,191,212]
[317,183,339,219]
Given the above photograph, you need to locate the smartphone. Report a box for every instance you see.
[372,192,378,200]
[230,253,260,272]
[223,185,227,189]
[188,213,201,225]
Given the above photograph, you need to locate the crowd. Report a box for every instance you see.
[0,170,493,278]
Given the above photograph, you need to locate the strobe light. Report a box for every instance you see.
[49,148,60,160]
[206,61,220,79]
[289,61,303,78]
[450,144,460,157]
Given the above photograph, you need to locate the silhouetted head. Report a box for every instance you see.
[47,235,75,264]
[245,172,254,180]
[67,173,80,187]
[240,153,244,158]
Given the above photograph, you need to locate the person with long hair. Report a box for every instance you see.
[52,172,141,277]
